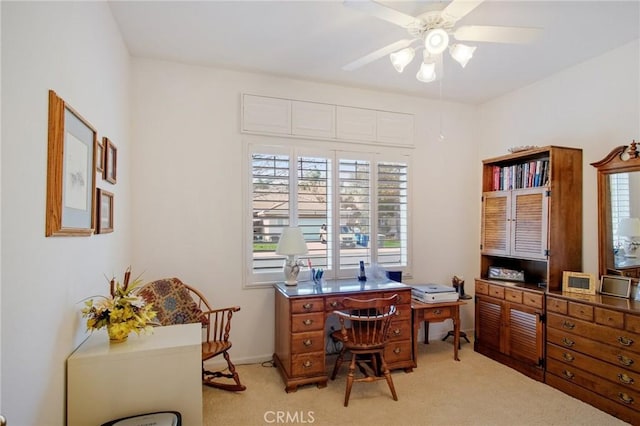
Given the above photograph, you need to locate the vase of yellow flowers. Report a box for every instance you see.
[81,267,157,343]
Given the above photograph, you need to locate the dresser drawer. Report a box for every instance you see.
[522,292,543,309]
[488,285,505,299]
[291,331,325,354]
[384,340,412,364]
[547,297,567,314]
[475,281,489,295]
[291,297,324,314]
[291,312,324,332]
[291,352,325,376]
[627,315,640,335]
[568,301,594,321]
[505,288,522,304]
[596,307,624,329]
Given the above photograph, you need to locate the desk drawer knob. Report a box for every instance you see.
[434,309,442,315]
[561,337,575,347]
[303,339,312,347]
[392,328,401,336]
[302,360,313,368]
[618,392,634,404]
[302,303,313,310]
[618,355,635,367]
[562,321,575,330]
[562,370,575,380]
[562,352,575,362]
[393,347,401,354]
[302,319,314,326]
[330,301,339,308]
[618,336,635,347]
[618,373,635,385]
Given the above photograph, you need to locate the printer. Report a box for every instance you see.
[411,284,459,303]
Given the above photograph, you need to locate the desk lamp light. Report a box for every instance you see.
[618,217,640,257]
[276,227,308,286]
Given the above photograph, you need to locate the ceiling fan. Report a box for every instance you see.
[343,0,541,83]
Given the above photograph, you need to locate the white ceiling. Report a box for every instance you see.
[109,1,640,104]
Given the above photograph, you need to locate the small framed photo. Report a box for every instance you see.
[96,188,114,234]
[95,137,105,174]
[103,137,117,184]
[562,271,596,295]
[599,275,632,298]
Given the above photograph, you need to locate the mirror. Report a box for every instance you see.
[592,141,640,283]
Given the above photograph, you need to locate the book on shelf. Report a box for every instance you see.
[490,158,549,191]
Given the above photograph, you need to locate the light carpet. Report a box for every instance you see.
[203,339,628,425]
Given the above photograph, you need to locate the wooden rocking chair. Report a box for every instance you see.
[138,277,246,392]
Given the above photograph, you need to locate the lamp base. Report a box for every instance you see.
[283,256,301,286]
[284,280,299,286]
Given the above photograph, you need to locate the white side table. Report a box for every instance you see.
[67,323,202,425]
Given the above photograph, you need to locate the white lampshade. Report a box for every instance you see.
[618,218,640,237]
[450,44,476,68]
[390,47,415,73]
[276,227,308,255]
[424,29,449,55]
[416,59,436,83]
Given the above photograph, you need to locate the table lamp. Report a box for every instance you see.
[618,217,640,257]
[276,227,308,285]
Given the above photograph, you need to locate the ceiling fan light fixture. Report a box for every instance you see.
[416,59,436,83]
[450,44,476,68]
[424,28,449,55]
[389,47,415,73]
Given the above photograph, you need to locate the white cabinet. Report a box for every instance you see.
[67,324,202,426]
[336,106,377,141]
[242,94,291,134]
[292,100,335,138]
[377,111,414,145]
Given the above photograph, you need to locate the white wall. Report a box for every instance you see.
[130,58,480,365]
[479,40,640,277]
[1,2,131,425]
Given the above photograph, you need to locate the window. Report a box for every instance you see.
[246,144,410,286]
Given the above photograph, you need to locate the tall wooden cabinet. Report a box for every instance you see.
[475,146,583,380]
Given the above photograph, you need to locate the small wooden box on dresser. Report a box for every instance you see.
[546,293,640,424]
[273,280,414,392]
[475,146,583,381]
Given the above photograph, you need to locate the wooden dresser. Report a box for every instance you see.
[546,292,640,424]
[273,280,413,392]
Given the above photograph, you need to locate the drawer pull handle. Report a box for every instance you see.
[392,328,401,336]
[561,337,575,347]
[618,373,635,385]
[562,370,575,379]
[562,352,575,362]
[562,321,575,330]
[618,355,635,367]
[618,392,634,404]
[393,347,401,354]
[302,319,314,326]
[302,360,313,368]
[618,336,634,347]
[302,303,313,310]
[434,309,442,315]
[330,301,339,308]
[303,339,312,347]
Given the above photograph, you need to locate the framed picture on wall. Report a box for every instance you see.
[103,137,117,184]
[45,90,96,237]
[95,137,105,174]
[96,188,114,234]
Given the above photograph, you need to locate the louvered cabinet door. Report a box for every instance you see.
[510,187,549,260]
[475,295,502,353]
[481,191,510,256]
[506,303,543,366]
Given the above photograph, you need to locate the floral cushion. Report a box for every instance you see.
[138,277,208,326]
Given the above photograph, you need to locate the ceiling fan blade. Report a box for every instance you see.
[453,25,542,44]
[441,0,484,23]
[343,39,415,71]
[343,0,419,28]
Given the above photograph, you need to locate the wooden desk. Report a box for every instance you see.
[273,280,414,392]
[412,300,466,362]
[67,323,202,425]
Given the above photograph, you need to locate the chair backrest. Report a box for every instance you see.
[138,278,210,326]
[334,294,398,348]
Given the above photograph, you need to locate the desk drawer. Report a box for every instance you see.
[291,312,324,332]
[387,320,411,342]
[291,352,325,376]
[325,293,382,312]
[422,306,452,321]
[291,298,324,314]
[292,331,325,354]
[384,340,412,364]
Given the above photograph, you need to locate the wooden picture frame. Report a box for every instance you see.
[96,137,105,174]
[103,137,117,184]
[96,188,114,234]
[45,90,96,236]
[599,275,632,298]
[562,271,596,295]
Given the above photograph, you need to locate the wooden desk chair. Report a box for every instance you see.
[330,294,399,406]
[138,277,246,392]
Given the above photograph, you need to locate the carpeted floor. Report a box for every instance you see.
[203,339,629,425]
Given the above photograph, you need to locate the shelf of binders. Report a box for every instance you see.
[490,158,549,191]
